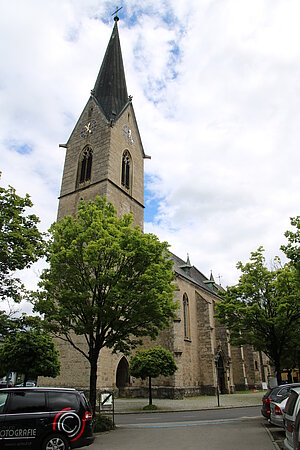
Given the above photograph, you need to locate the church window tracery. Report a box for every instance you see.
[183,293,191,340]
[121,150,131,190]
[78,146,93,185]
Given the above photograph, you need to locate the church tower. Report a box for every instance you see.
[57,15,149,229]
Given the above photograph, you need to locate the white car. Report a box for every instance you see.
[14,381,36,387]
[270,396,288,427]
[283,386,300,449]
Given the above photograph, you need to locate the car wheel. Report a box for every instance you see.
[42,433,69,450]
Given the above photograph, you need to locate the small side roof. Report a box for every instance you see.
[171,252,224,296]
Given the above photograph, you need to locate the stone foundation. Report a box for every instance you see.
[118,385,218,399]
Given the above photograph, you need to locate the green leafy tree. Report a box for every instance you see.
[281,216,300,381]
[129,346,177,406]
[215,247,300,384]
[0,311,11,339]
[0,329,60,384]
[282,216,300,272]
[34,197,177,414]
[0,185,44,309]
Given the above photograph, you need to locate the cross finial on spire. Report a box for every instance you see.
[112,6,123,21]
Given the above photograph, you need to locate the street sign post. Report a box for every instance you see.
[99,391,115,426]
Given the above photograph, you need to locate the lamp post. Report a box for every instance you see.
[214,354,220,407]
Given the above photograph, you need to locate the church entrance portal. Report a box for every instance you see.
[116,357,130,390]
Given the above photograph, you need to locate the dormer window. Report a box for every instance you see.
[121,150,131,190]
[79,146,93,184]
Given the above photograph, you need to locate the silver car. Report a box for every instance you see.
[270,396,288,427]
[283,386,300,449]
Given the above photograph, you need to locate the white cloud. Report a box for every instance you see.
[1,0,300,302]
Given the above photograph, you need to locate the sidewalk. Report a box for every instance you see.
[114,390,264,413]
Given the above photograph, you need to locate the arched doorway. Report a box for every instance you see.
[217,355,226,394]
[116,357,130,390]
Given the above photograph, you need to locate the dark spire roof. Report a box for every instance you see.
[92,19,128,120]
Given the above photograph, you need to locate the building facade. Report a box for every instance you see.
[41,16,272,397]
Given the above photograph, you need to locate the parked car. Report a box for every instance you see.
[283,386,300,450]
[270,396,289,427]
[15,380,37,387]
[262,384,300,419]
[0,387,94,449]
[0,380,13,389]
[293,409,300,450]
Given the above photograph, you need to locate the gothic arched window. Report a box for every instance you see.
[183,293,191,340]
[121,150,131,190]
[79,146,93,184]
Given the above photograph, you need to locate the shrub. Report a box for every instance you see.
[93,414,115,432]
[143,404,158,411]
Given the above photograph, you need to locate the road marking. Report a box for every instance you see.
[119,416,262,429]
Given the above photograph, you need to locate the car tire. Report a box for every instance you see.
[42,433,69,450]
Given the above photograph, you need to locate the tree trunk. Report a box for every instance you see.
[89,353,99,417]
[24,373,28,386]
[149,376,152,406]
[274,360,282,385]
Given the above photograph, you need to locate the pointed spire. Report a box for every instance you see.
[180,253,192,275]
[92,19,128,120]
[186,253,191,267]
[204,270,216,291]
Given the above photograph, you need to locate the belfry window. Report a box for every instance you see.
[183,293,191,340]
[79,146,93,184]
[121,150,131,190]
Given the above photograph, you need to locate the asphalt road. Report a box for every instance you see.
[114,405,262,425]
[264,422,285,450]
[89,406,280,450]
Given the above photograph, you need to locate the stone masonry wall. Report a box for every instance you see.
[58,98,111,220]
[57,99,144,228]
[230,345,246,390]
[195,290,216,393]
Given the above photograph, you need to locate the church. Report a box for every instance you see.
[43,14,271,397]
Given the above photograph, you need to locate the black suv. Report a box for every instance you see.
[261,383,300,419]
[0,387,94,449]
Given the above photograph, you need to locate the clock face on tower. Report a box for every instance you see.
[122,124,135,146]
[80,119,97,138]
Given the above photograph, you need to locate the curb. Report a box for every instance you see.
[114,403,261,414]
[263,423,283,450]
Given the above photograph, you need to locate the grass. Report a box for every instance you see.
[234,389,264,395]
[143,404,158,411]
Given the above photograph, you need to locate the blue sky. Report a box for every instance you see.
[144,176,160,224]
[1,0,300,314]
